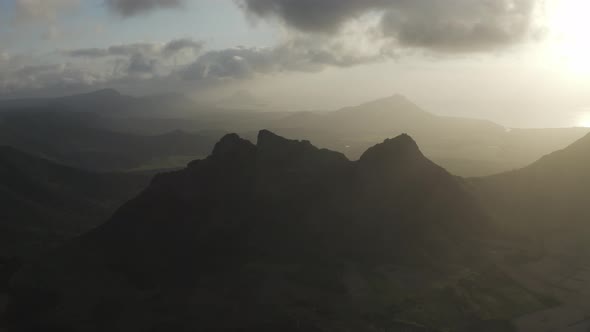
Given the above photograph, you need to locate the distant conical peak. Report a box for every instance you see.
[347,94,429,116]
[367,94,412,106]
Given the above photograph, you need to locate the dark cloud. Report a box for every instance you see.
[65,48,110,58]
[162,38,205,57]
[238,0,540,52]
[105,0,183,16]
[126,53,159,76]
[238,0,389,34]
[64,39,200,58]
[108,43,157,56]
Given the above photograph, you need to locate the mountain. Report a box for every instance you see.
[0,89,200,118]
[0,113,219,172]
[473,131,590,247]
[3,91,589,177]
[0,89,132,114]
[0,146,150,259]
[266,95,590,177]
[469,132,590,332]
[6,131,548,332]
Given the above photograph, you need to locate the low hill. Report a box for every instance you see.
[0,146,150,258]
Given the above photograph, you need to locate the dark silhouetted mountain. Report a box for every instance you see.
[7,132,547,332]
[0,146,150,258]
[0,113,219,172]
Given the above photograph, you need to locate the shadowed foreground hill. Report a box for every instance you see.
[473,132,590,251]
[7,131,548,332]
[0,146,150,258]
[0,113,218,172]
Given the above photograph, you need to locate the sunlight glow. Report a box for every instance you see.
[576,111,590,127]
[546,0,590,75]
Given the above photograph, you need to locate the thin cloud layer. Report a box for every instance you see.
[14,0,79,22]
[238,0,541,52]
[105,0,183,16]
[65,39,203,58]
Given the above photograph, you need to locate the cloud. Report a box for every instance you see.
[2,32,389,97]
[162,38,205,57]
[179,35,388,81]
[105,0,184,16]
[1,62,105,95]
[65,48,111,58]
[64,39,200,58]
[238,0,541,53]
[1,38,205,96]
[14,0,79,22]
[126,53,159,76]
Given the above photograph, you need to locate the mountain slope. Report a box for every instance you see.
[6,131,547,332]
[0,146,150,258]
[473,132,590,246]
[0,113,218,172]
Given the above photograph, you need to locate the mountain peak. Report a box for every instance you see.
[339,94,431,119]
[210,133,256,161]
[359,134,425,167]
[363,94,420,108]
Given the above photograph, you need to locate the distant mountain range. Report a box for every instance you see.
[0,89,199,118]
[5,131,548,332]
[264,95,590,176]
[2,90,589,176]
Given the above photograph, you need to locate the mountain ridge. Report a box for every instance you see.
[4,130,547,332]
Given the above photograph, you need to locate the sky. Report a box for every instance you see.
[1,0,589,127]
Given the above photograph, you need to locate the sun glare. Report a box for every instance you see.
[576,111,590,127]
[546,0,590,75]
